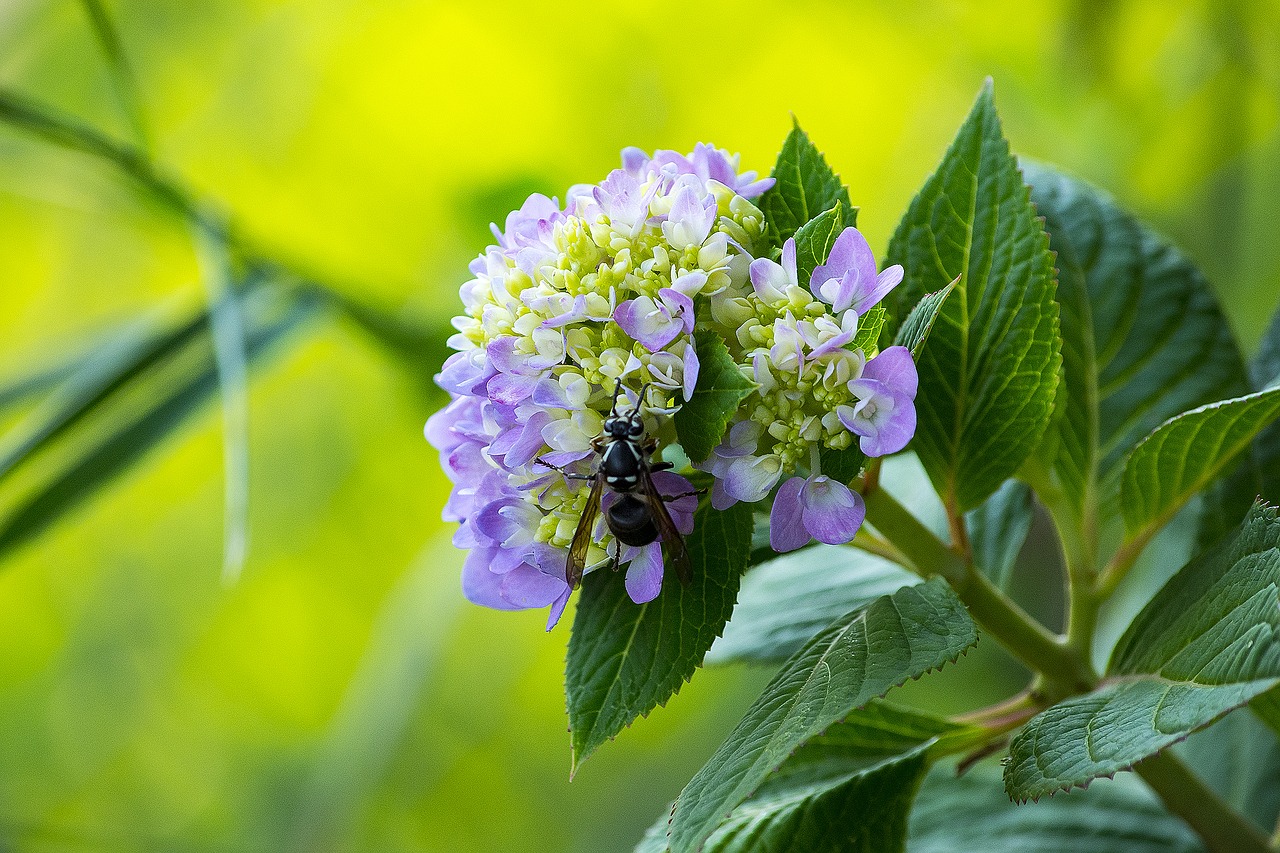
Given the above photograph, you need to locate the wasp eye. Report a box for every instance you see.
[628,421,644,438]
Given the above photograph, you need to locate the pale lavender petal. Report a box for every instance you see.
[436,351,492,395]
[621,146,650,176]
[722,454,784,503]
[658,287,695,333]
[452,518,481,549]
[425,398,466,452]
[624,543,665,603]
[711,477,738,510]
[862,398,915,456]
[781,238,797,282]
[532,378,573,409]
[487,372,540,406]
[461,548,522,610]
[769,476,810,552]
[854,265,904,313]
[486,337,529,375]
[800,476,866,544]
[444,440,488,482]
[863,346,919,398]
[682,342,699,401]
[614,297,681,351]
[500,564,569,608]
[750,257,792,302]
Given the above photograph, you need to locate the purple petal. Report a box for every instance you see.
[800,476,866,545]
[624,543,665,603]
[711,477,738,510]
[769,476,810,552]
[545,588,571,630]
[658,288,695,333]
[861,399,916,456]
[486,372,540,406]
[863,346,919,398]
[854,265,903,314]
[461,548,522,610]
[500,563,569,608]
[614,297,681,352]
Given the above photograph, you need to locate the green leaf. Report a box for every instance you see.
[891,281,957,358]
[638,703,977,853]
[674,330,756,463]
[1021,161,1250,515]
[910,762,1203,853]
[1199,302,1280,548]
[1004,501,1280,800]
[965,478,1033,590]
[1024,183,1099,519]
[1121,387,1280,543]
[758,121,853,245]
[708,544,917,664]
[566,500,753,771]
[883,81,1061,512]
[792,203,847,285]
[666,578,977,853]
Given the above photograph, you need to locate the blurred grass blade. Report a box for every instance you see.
[0,299,208,481]
[290,535,464,852]
[0,286,321,561]
[80,0,150,153]
[196,225,251,582]
[0,357,91,415]
[0,87,194,217]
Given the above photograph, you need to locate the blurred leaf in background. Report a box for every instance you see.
[0,1,1277,851]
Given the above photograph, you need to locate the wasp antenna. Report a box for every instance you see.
[608,378,625,418]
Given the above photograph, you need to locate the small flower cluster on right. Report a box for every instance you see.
[696,227,917,553]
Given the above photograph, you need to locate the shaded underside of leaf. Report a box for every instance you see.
[638,702,973,853]
[911,761,1203,853]
[1005,501,1280,800]
[566,500,753,770]
[1020,161,1249,511]
[666,578,977,853]
[707,544,917,665]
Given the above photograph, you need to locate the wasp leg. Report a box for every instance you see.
[610,537,622,572]
[649,460,674,473]
[534,456,594,480]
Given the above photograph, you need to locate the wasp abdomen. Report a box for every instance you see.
[607,494,659,547]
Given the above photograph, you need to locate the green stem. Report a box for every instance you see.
[862,487,1097,695]
[1136,750,1271,853]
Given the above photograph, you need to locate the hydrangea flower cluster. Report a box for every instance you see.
[428,144,918,628]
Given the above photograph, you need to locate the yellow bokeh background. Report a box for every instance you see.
[0,1,1278,851]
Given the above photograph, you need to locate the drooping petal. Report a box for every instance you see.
[624,543,666,603]
[769,476,810,552]
[800,476,866,544]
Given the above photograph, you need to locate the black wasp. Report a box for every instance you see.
[545,381,693,590]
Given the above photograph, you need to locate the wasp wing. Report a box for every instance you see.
[639,467,694,586]
[566,473,605,589]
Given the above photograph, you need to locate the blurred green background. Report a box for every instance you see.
[0,1,1278,851]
